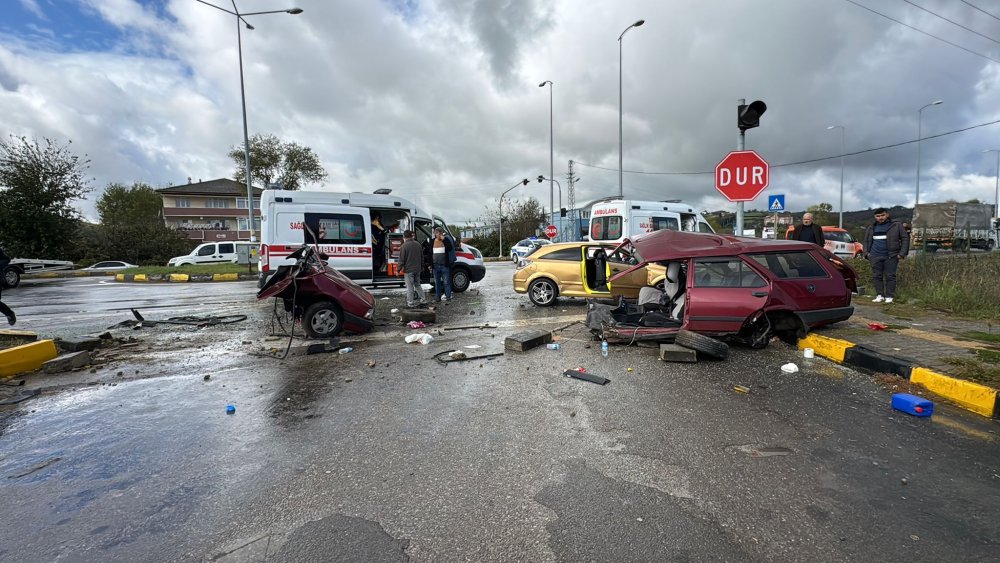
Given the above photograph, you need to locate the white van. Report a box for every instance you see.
[259,189,486,292]
[588,198,714,244]
[167,241,259,266]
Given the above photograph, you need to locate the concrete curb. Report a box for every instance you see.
[0,339,58,377]
[113,273,257,283]
[798,333,998,418]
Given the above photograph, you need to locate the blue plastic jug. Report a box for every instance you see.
[891,393,933,417]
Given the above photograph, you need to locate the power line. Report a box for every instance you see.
[842,0,1000,64]
[960,0,1000,24]
[573,118,1000,175]
[902,0,1000,45]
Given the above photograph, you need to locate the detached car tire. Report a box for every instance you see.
[675,329,730,360]
[302,301,343,338]
[528,278,558,307]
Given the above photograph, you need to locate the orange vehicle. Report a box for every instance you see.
[785,226,863,259]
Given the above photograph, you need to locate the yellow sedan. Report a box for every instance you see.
[512,242,662,306]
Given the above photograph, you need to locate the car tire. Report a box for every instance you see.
[988,239,996,251]
[675,329,730,360]
[528,278,558,307]
[302,301,343,338]
[3,268,20,289]
[451,266,470,293]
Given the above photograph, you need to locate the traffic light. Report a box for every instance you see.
[738,100,767,131]
[560,208,567,217]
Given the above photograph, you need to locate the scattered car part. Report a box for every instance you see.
[562,369,610,385]
[675,329,730,360]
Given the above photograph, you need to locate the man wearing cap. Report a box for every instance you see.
[398,230,426,308]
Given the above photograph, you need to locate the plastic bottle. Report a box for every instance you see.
[601,339,609,358]
[546,343,561,350]
[338,347,353,354]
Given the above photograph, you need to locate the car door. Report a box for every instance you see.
[684,256,769,333]
[193,243,217,264]
[745,251,849,311]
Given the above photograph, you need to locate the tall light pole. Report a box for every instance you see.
[196,0,303,242]
[827,125,846,228]
[537,175,562,241]
[539,80,554,229]
[916,100,943,210]
[984,149,1000,220]
[499,179,530,258]
[618,19,645,198]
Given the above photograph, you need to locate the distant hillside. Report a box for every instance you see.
[707,205,913,240]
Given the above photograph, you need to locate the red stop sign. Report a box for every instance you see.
[715,150,769,202]
[545,224,558,239]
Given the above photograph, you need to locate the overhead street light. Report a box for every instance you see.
[915,100,943,210]
[618,19,645,198]
[539,80,554,231]
[827,125,846,228]
[195,0,303,242]
[499,179,531,258]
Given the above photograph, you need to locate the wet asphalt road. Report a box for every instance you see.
[2,263,1000,562]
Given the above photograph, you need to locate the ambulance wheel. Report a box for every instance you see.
[451,267,470,293]
[302,301,343,338]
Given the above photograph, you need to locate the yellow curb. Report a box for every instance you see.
[212,273,238,282]
[798,333,855,363]
[170,273,190,282]
[910,367,998,418]
[115,273,125,281]
[0,339,58,377]
[134,274,148,282]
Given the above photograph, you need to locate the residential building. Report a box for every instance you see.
[157,178,262,242]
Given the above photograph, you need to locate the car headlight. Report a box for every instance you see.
[515,258,532,270]
[365,308,373,320]
[472,247,482,259]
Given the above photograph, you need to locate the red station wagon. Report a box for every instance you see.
[601,230,858,348]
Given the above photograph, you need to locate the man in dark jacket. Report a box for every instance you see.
[398,230,426,308]
[863,208,910,304]
[0,246,16,325]
[788,213,825,245]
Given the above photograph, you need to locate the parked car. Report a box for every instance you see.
[785,225,864,258]
[82,261,138,271]
[512,241,659,306]
[509,238,551,262]
[257,245,376,338]
[596,230,857,348]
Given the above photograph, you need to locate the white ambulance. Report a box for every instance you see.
[259,189,486,292]
[588,198,714,244]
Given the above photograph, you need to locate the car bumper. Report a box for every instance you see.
[796,306,854,329]
[469,265,486,283]
[344,310,375,334]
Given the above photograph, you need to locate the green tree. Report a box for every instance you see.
[0,136,91,258]
[806,202,835,226]
[96,182,193,264]
[466,197,547,257]
[228,133,327,191]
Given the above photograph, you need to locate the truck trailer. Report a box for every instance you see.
[911,202,998,252]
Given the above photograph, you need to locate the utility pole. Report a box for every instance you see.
[567,160,578,241]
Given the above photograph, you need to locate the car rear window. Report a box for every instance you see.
[747,252,829,279]
[824,231,853,243]
[693,258,766,288]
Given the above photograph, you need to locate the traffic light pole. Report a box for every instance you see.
[735,98,745,236]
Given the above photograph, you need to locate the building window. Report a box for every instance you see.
[237,198,260,209]
[238,217,262,231]
[176,198,191,208]
[207,198,229,208]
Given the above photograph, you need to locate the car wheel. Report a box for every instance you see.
[675,329,730,360]
[451,267,470,293]
[528,278,558,306]
[302,301,343,338]
[988,239,996,251]
[3,268,20,289]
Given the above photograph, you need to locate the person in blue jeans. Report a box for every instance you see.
[863,207,909,303]
[431,227,455,303]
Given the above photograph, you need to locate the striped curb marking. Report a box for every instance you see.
[113,273,256,282]
[0,339,58,377]
[798,333,998,419]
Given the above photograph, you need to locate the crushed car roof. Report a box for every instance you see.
[624,230,820,261]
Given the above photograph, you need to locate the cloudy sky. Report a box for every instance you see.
[3,0,1000,226]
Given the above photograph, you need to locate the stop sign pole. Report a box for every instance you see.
[736,98,747,235]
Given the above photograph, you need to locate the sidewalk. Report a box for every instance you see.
[804,299,999,418]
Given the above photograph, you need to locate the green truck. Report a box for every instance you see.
[911,202,999,252]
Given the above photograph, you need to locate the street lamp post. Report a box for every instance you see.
[618,19,645,198]
[984,149,1000,220]
[826,125,846,228]
[537,176,562,241]
[499,179,530,258]
[916,100,943,210]
[539,80,554,229]
[195,0,303,242]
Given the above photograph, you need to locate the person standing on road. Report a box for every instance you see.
[0,245,16,325]
[371,213,387,274]
[432,227,454,303]
[398,230,427,308]
[864,207,909,304]
[788,213,825,245]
